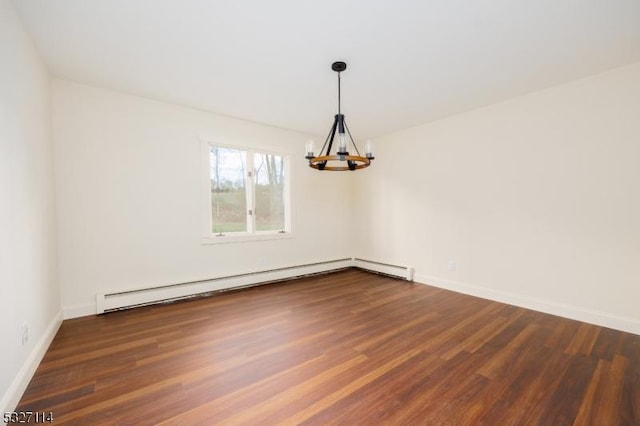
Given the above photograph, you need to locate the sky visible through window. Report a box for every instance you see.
[209,147,246,189]
[209,147,283,187]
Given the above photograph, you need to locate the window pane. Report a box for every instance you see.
[253,152,285,231]
[210,147,247,233]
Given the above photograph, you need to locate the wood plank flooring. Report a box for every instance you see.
[17,269,640,425]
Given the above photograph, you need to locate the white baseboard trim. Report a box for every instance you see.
[415,273,640,336]
[72,258,412,318]
[63,261,640,336]
[353,258,415,281]
[94,258,354,314]
[0,310,62,414]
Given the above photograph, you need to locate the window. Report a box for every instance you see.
[203,142,291,242]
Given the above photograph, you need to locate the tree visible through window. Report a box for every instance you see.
[209,145,288,235]
[253,152,285,231]
[210,146,247,233]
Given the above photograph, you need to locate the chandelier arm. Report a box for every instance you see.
[318,116,337,157]
[324,115,338,156]
[343,120,361,157]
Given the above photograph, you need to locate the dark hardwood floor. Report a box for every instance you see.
[17,269,640,425]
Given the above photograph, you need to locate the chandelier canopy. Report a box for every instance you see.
[305,61,374,171]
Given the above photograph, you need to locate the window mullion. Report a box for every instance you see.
[246,150,255,234]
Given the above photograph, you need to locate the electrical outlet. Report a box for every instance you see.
[448,260,457,271]
[21,323,29,345]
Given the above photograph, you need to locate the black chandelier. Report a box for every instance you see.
[305,61,374,171]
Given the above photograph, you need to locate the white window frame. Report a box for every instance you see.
[201,139,292,244]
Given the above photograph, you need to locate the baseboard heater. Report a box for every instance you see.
[353,258,415,281]
[96,258,353,314]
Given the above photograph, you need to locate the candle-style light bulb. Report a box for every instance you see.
[338,132,347,153]
[305,140,315,159]
[365,140,375,160]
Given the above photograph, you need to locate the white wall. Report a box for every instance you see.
[53,80,353,317]
[0,0,61,412]
[354,63,640,334]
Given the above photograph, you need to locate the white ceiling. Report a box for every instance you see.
[11,0,640,139]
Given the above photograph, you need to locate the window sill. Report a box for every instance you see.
[201,232,293,245]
